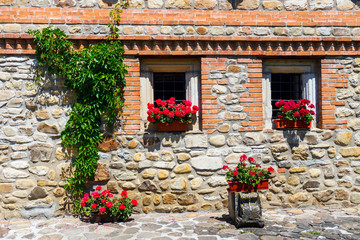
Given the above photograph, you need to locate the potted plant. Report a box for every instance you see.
[273,99,315,129]
[225,154,274,228]
[147,97,199,131]
[223,154,273,193]
[74,186,137,223]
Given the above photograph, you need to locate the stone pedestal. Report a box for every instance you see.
[228,191,264,228]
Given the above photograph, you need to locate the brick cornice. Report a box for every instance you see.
[1,37,360,56]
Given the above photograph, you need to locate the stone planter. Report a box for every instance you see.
[156,121,188,131]
[274,118,311,129]
[228,191,264,228]
[227,179,269,193]
[227,181,268,228]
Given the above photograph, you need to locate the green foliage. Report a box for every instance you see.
[29,3,128,197]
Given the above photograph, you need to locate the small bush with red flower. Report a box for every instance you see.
[74,186,138,221]
[275,99,315,124]
[147,97,199,124]
[223,154,274,187]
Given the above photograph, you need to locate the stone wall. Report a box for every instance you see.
[1,54,360,219]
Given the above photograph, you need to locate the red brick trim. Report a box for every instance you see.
[319,59,347,129]
[1,8,360,27]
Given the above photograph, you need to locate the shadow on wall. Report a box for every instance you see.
[283,130,307,148]
[228,0,244,9]
[142,134,183,152]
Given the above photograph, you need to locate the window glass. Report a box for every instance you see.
[271,73,302,118]
[153,72,186,102]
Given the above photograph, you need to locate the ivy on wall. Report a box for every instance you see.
[29,1,129,197]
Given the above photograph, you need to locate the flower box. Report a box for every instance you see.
[274,118,311,129]
[227,179,269,193]
[274,99,315,129]
[156,121,188,132]
[83,213,118,223]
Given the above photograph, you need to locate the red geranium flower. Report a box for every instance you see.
[96,186,102,191]
[91,192,99,199]
[155,99,162,105]
[121,190,127,198]
[183,100,192,106]
[163,108,170,115]
[101,190,109,196]
[91,204,97,209]
[99,207,106,213]
[131,200,138,206]
[168,112,175,118]
[268,166,274,172]
[106,202,113,208]
[192,105,199,111]
[147,103,154,109]
[101,199,106,203]
[233,170,239,176]
[80,200,86,207]
[147,116,155,122]
[119,204,125,210]
[153,108,160,114]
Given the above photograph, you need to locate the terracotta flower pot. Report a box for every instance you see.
[274,118,311,129]
[83,213,118,223]
[227,179,269,193]
[157,121,188,132]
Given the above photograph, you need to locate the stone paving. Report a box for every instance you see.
[1,207,360,240]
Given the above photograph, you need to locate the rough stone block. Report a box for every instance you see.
[21,202,56,219]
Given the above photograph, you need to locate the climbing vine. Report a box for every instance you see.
[29,1,129,197]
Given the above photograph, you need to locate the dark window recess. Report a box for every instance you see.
[271,73,302,118]
[153,72,186,102]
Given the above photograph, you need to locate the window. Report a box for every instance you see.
[140,59,201,130]
[263,60,318,129]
